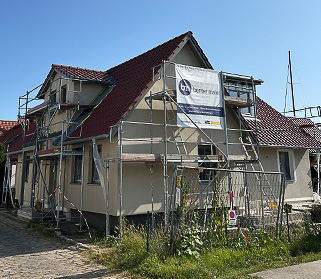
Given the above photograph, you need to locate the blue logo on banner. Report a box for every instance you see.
[178,79,192,96]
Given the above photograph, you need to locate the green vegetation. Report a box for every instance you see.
[87,220,321,279]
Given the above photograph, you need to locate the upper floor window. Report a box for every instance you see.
[61,86,67,103]
[225,81,256,117]
[50,90,56,105]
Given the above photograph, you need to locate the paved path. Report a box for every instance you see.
[0,211,126,279]
[250,260,321,278]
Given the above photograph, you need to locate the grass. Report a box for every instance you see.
[85,222,321,279]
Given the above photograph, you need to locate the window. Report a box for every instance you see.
[61,86,67,103]
[73,148,83,182]
[25,157,30,182]
[198,145,216,182]
[278,150,294,181]
[91,145,102,183]
[50,90,56,104]
[225,81,255,117]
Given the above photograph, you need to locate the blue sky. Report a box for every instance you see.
[1,0,320,120]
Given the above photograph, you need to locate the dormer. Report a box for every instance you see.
[20,64,114,122]
[36,64,114,108]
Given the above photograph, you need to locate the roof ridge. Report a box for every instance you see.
[52,64,107,74]
[107,31,192,72]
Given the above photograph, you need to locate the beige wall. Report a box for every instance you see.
[14,38,313,222]
[260,147,312,200]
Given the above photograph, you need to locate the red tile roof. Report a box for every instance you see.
[246,97,321,148]
[287,117,321,151]
[0,120,18,131]
[69,31,198,140]
[0,121,36,153]
[53,64,112,83]
[37,65,113,98]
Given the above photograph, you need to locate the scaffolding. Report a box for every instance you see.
[107,61,285,235]
[4,61,286,236]
[7,74,88,230]
[283,106,321,195]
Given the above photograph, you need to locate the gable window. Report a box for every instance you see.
[278,150,295,181]
[61,86,67,103]
[91,145,102,183]
[198,145,216,182]
[73,148,83,183]
[50,90,56,105]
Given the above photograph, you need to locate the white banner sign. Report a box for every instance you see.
[175,64,224,130]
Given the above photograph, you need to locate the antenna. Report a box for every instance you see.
[289,50,295,117]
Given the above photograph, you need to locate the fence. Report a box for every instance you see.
[150,168,285,238]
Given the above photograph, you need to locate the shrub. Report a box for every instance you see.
[311,204,321,223]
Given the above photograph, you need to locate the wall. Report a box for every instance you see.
[107,40,248,217]
[260,147,312,200]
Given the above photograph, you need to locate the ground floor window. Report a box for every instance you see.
[198,145,216,182]
[278,150,295,181]
[91,145,102,183]
[73,148,83,183]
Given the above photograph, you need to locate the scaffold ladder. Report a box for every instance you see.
[240,136,277,205]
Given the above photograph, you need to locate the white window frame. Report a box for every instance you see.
[277,149,296,182]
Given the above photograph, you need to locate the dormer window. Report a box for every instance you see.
[50,90,56,105]
[61,86,67,103]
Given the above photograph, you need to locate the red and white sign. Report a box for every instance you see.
[229,210,236,226]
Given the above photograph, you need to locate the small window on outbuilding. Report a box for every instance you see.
[278,150,295,181]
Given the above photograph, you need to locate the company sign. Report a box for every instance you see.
[175,64,224,130]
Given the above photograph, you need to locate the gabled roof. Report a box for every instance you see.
[246,97,321,148]
[68,31,205,140]
[37,64,113,98]
[287,117,321,152]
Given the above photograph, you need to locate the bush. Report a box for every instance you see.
[311,204,321,223]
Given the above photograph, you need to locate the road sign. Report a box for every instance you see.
[229,210,236,226]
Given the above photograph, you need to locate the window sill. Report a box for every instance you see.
[87,182,101,186]
[285,180,296,183]
[199,180,211,184]
[70,182,81,185]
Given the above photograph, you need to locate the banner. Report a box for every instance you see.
[175,64,224,130]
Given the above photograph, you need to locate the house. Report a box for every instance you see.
[287,116,321,193]
[0,120,18,136]
[245,98,321,201]
[1,31,320,231]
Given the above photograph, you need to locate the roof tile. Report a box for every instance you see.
[69,31,192,140]
[246,97,321,148]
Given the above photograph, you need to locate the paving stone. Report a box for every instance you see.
[0,212,128,279]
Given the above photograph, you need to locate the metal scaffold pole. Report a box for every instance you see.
[57,121,64,229]
[119,121,123,239]
[162,60,169,225]
[80,146,85,231]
